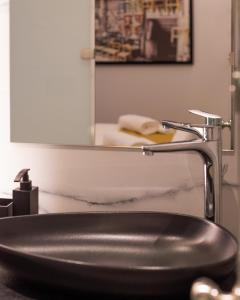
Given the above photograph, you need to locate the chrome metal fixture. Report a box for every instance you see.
[191,277,240,300]
[142,109,222,224]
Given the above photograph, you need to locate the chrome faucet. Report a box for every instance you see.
[142,110,223,224]
[191,277,240,300]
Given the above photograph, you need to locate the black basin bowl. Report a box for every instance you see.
[0,212,237,298]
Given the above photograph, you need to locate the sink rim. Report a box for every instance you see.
[0,211,237,272]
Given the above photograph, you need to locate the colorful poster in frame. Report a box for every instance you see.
[95,0,193,64]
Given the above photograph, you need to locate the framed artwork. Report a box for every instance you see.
[95,0,193,64]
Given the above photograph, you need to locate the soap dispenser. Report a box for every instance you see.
[13,169,39,216]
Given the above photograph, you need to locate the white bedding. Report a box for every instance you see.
[95,123,197,146]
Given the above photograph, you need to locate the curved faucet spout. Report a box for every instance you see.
[143,139,212,157]
[142,135,222,224]
[162,121,205,139]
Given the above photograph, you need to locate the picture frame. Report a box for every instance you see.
[95,0,193,64]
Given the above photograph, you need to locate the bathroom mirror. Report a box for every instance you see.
[9,0,233,149]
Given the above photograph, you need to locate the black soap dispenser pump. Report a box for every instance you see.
[13,169,39,216]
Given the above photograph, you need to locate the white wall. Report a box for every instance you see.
[96,0,232,124]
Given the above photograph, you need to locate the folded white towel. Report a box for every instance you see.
[103,130,152,147]
[118,114,160,135]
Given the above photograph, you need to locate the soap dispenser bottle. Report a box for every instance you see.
[13,169,39,216]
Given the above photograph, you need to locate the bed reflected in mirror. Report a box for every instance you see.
[94,114,196,146]
[9,0,232,149]
[95,0,232,149]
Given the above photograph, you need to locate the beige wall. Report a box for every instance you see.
[96,0,232,124]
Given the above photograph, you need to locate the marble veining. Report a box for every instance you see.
[0,181,199,220]
[36,181,204,217]
[0,180,237,219]
[40,182,203,207]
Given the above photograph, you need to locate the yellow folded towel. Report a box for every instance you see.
[120,128,175,144]
[118,114,160,135]
[103,130,153,147]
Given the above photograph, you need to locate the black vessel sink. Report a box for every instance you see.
[0,212,237,298]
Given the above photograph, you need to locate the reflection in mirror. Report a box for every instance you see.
[95,0,232,149]
[95,0,192,63]
[8,0,233,148]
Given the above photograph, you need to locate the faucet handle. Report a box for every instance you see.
[191,278,240,300]
[162,109,223,141]
[191,278,221,299]
[189,110,222,126]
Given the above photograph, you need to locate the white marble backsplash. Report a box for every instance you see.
[1,181,204,216]
[38,183,204,215]
[1,178,239,236]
